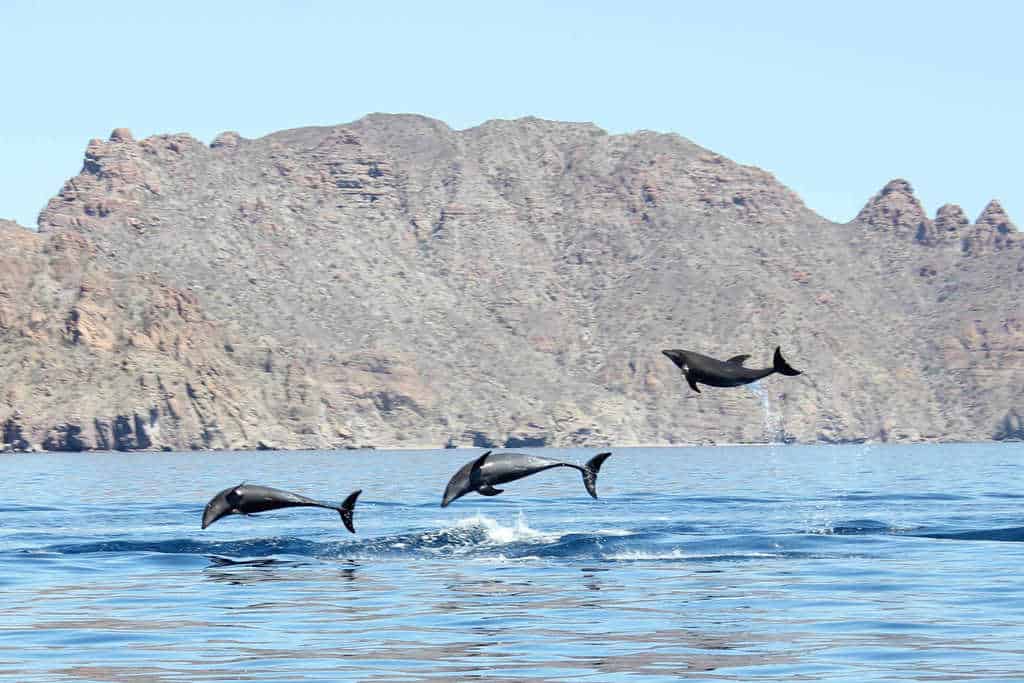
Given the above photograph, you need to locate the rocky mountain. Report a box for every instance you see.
[2,115,1021,451]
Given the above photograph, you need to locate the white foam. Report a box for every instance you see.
[606,549,783,561]
[593,528,635,537]
[449,512,560,545]
[606,548,691,561]
[474,553,545,565]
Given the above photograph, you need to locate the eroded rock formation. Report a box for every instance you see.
[1,116,1021,450]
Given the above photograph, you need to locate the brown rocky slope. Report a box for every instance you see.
[1,115,1021,451]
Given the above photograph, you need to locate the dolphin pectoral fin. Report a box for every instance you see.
[477,485,504,497]
[726,354,751,365]
[686,376,701,393]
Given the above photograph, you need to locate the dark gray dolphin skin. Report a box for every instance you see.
[441,451,612,507]
[661,346,801,393]
[201,484,362,532]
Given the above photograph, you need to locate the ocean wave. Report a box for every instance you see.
[913,526,1024,542]
[802,519,1024,544]
[604,549,792,562]
[808,519,898,535]
[25,511,918,564]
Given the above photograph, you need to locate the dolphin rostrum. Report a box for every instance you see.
[441,450,612,507]
[661,346,801,393]
[201,483,362,532]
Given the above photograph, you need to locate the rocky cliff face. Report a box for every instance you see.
[2,115,1021,451]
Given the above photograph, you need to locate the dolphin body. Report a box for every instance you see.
[201,484,362,532]
[441,450,612,507]
[661,346,801,393]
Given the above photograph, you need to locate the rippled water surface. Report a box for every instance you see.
[2,443,1024,681]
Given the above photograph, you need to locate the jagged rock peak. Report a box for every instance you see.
[109,128,134,143]
[934,203,969,235]
[960,199,1019,255]
[976,199,1017,234]
[210,131,244,149]
[881,178,914,196]
[855,178,934,243]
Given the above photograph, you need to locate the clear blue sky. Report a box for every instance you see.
[1,0,1021,228]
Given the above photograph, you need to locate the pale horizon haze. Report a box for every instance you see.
[1,0,1021,229]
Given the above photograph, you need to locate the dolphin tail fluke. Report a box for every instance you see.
[582,452,612,499]
[773,347,801,376]
[338,489,362,533]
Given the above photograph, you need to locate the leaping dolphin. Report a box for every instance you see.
[661,346,801,393]
[201,484,362,532]
[441,450,612,507]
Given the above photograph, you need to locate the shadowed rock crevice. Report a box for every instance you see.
[470,432,498,449]
[994,409,1024,441]
[2,416,30,451]
[42,424,87,452]
[504,435,547,449]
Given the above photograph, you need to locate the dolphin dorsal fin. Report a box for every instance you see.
[726,354,751,366]
[470,450,492,473]
[467,450,493,485]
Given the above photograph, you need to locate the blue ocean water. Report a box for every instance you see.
[2,443,1024,681]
